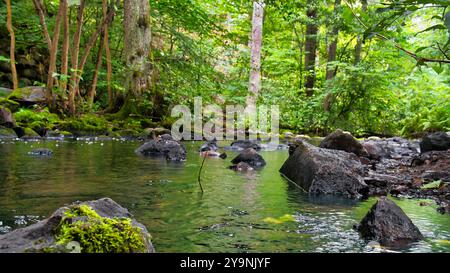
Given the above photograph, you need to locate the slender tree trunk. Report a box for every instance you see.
[46,0,64,104]
[293,24,304,88]
[119,0,152,117]
[32,0,52,50]
[6,0,18,90]
[326,0,341,80]
[103,0,114,108]
[68,0,86,114]
[246,1,264,112]
[88,35,104,110]
[354,0,368,65]
[60,0,70,92]
[304,0,318,96]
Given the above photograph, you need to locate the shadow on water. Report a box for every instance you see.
[0,139,449,252]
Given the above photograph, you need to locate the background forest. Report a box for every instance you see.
[0,0,449,138]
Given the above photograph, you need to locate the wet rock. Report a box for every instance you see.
[356,197,423,246]
[219,153,227,159]
[135,137,186,161]
[0,107,15,128]
[229,140,261,151]
[362,140,390,160]
[420,132,450,153]
[229,162,254,172]
[390,185,408,196]
[8,86,46,105]
[28,148,53,156]
[319,129,368,157]
[280,140,368,200]
[200,140,218,152]
[231,148,266,168]
[0,126,17,139]
[0,198,154,253]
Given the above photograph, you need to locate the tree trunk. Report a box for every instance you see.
[87,34,104,110]
[60,0,70,92]
[32,0,52,50]
[304,0,318,96]
[103,0,114,108]
[246,1,264,111]
[354,0,368,65]
[46,0,64,104]
[68,0,86,114]
[6,0,18,90]
[119,0,152,117]
[326,0,341,80]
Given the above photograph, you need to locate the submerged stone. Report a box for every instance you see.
[231,148,266,168]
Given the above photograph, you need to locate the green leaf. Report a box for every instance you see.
[421,180,442,190]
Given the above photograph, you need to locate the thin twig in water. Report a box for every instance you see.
[197,151,208,193]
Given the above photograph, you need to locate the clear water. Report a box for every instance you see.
[0,139,449,253]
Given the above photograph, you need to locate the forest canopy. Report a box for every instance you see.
[0,0,449,138]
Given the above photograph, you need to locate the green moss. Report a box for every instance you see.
[61,114,109,134]
[14,108,60,130]
[23,127,40,137]
[54,205,148,253]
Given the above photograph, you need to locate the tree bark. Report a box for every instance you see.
[326,0,341,80]
[103,0,114,108]
[46,0,64,104]
[304,0,318,96]
[6,0,18,90]
[32,0,52,50]
[68,0,86,114]
[246,1,264,111]
[60,0,70,92]
[87,34,104,110]
[119,0,152,117]
[354,0,368,65]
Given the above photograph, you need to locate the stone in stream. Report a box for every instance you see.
[135,135,186,161]
[199,140,218,152]
[319,129,368,157]
[420,132,450,153]
[229,162,254,172]
[28,148,53,156]
[356,197,423,246]
[231,148,266,168]
[280,140,369,200]
[0,198,154,253]
[228,140,261,151]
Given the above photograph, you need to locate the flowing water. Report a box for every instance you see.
[0,139,449,253]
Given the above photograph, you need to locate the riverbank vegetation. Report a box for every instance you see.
[0,0,449,138]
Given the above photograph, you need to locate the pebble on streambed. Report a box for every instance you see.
[27,148,53,156]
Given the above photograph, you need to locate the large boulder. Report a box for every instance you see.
[280,141,369,199]
[0,198,154,253]
[135,135,186,161]
[0,107,15,128]
[356,197,423,246]
[231,148,266,168]
[8,86,46,105]
[420,132,450,153]
[320,129,368,157]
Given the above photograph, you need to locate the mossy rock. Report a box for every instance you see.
[0,126,17,139]
[114,129,141,138]
[21,128,40,139]
[0,198,155,253]
[8,86,46,104]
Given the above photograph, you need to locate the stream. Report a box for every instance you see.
[0,139,449,252]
